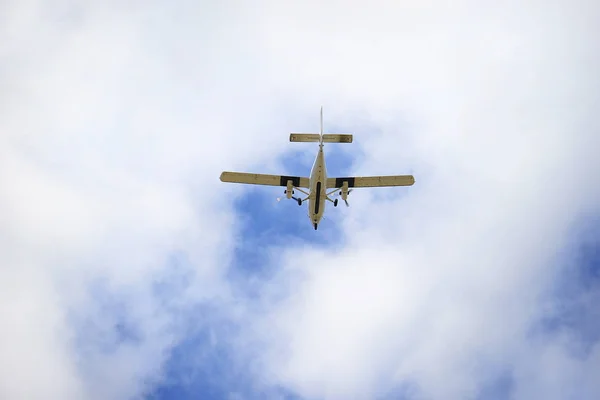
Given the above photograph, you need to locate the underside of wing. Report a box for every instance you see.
[220,171,310,188]
[326,175,415,188]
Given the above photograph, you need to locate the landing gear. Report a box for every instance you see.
[326,188,346,207]
[278,185,309,205]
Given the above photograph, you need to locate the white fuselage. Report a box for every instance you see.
[308,142,327,230]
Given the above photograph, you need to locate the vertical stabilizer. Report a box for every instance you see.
[319,106,324,145]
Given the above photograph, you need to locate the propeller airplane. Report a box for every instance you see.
[220,107,415,230]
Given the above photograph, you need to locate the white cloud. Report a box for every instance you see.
[0,1,294,398]
[1,0,599,399]
[244,1,600,399]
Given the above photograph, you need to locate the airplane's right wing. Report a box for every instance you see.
[220,171,310,188]
[326,175,415,188]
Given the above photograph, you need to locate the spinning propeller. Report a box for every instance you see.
[276,189,303,206]
[337,189,353,207]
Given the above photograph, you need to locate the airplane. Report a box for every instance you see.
[219,107,415,230]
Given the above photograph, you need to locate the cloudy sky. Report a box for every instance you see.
[1,1,599,399]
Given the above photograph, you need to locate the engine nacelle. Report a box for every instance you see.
[339,181,349,200]
[285,180,294,199]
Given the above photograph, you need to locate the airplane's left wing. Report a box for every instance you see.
[326,175,415,188]
[220,172,310,188]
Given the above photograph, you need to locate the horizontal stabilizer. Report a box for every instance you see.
[290,133,321,142]
[290,133,353,143]
[327,175,415,188]
[220,171,310,188]
[322,134,353,143]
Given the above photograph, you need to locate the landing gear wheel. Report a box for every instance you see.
[334,199,338,207]
[297,198,302,206]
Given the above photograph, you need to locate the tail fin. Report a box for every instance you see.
[320,106,324,143]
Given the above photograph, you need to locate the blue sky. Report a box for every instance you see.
[1,1,600,400]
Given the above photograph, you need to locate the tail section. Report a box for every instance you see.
[289,107,353,143]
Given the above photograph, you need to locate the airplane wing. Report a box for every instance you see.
[220,171,310,188]
[326,175,415,188]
